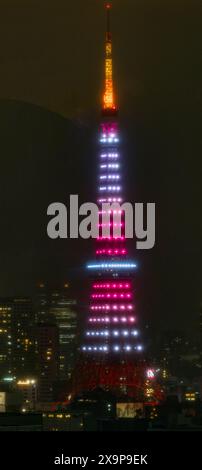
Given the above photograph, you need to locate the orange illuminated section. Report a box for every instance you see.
[103,3,116,111]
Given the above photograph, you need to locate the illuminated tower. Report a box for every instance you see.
[74,2,146,400]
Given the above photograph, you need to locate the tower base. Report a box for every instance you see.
[72,358,148,401]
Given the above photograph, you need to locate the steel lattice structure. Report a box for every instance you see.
[72,2,162,404]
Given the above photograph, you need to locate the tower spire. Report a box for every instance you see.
[103,2,116,112]
[106,2,111,40]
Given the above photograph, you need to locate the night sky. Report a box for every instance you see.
[0,0,201,336]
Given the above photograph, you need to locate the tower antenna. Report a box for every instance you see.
[106,2,112,40]
[103,1,116,112]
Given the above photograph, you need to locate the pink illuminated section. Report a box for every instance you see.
[90,304,133,311]
[101,123,118,134]
[98,210,123,215]
[96,236,125,241]
[96,249,127,255]
[98,223,123,227]
[91,293,132,299]
[93,283,131,289]
[98,199,123,204]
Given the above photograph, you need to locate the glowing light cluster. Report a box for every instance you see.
[93,283,131,289]
[91,293,131,299]
[100,134,119,144]
[86,330,138,337]
[90,304,133,311]
[146,369,155,379]
[98,223,123,227]
[100,164,119,169]
[103,36,116,110]
[98,210,123,215]
[96,249,126,255]
[86,330,110,337]
[82,345,142,352]
[89,316,135,324]
[96,235,125,240]
[82,346,109,352]
[101,124,117,133]
[98,198,122,203]
[100,175,120,180]
[99,185,121,191]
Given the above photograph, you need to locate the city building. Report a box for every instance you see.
[0,297,35,380]
[70,388,116,420]
[11,297,35,378]
[16,379,37,412]
[35,283,49,324]
[36,323,59,404]
[0,413,43,431]
[36,284,78,380]
[42,412,83,432]
[0,380,23,413]
[0,300,12,379]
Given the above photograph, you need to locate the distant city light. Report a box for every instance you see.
[146,369,155,379]
[17,379,36,386]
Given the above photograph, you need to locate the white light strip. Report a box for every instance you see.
[99,186,121,191]
[100,138,119,144]
[87,263,137,270]
[98,198,122,203]
[100,175,120,180]
[82,344,143,352]
[86,330,138,337]
[100,164,119,169]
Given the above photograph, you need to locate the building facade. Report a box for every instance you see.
[0,297,35,380]
[0,300,12,379]
[36,323,59,403]
[36,284,78,380]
